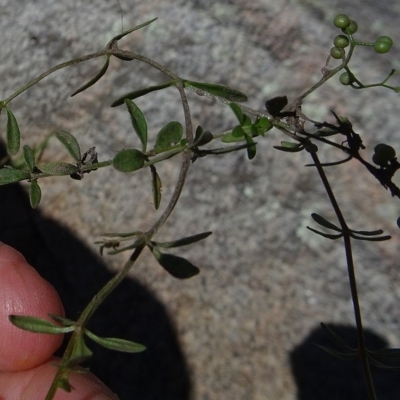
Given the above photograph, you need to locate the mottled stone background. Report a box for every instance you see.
[1,0,400,399]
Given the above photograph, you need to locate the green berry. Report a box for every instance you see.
[376,36,393,46]
[339,72,351,85]
[334,35,350,48]
[333,14,350,29]
[374,36,393,54]
[341,20,358,35]
[330,46,345,59]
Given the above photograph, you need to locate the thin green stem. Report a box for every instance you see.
[310,151,377,400]
[146,86,193,238]
[4,51,105,104]
[45,244,145,400]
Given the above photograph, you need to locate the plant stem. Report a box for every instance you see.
[45,243,145,400]
[4,51,106,104]
[310,151,377,400]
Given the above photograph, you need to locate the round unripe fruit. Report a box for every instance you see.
[373,143,396,166]
[342,20,358,35]
[334,35,350,48]
[330,46,345,59]
[374,36,393,54]
[339,72,351,85]
[333,14,350,29]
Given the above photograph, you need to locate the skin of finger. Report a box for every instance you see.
[0,358,119,400]
[0,242,65,371]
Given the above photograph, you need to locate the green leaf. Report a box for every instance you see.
[350,229,384,236]
[221,128,246,143]
[5,107,20,155]
[70,56,110,97]
[315,344,358,360]
[112,18,158,41]
[194,126,213,147]
[150,165,162,210]
[68,335,93,365]
[151,247,200,279]
[111,81,174,107]
[244,134,256,160]
[320,322,355,351]
[41,162,78,176]
[48,314,76,326]
[124,99,148,152]
[112,149,146,172]
[29,180,42,209]
[306,227,343,240]
[152,231,212,249]
[86,330,146,353]
[155,121,183,150]
[350,234,391,242]
[183,80,248,102]
[254,117,272,135]
[8,315,74,334]
[55,130,81,162]
[23,145,35,172]
[273,141,304,153]
[230,103,244,124]
[311,213,342,232]
[265,96,288,117]
[369,348,400,360]
[0,168,30,185]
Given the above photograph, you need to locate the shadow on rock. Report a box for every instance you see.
[0,178,191,400]
[290,323,400,400]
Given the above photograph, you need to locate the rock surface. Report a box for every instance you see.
[1,1,400,399]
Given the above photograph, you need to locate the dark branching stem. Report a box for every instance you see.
[310,151,377,400]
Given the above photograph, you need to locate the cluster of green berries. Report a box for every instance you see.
[372,143,397,167]
[330,14,393,61]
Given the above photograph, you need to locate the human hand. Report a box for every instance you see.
[0,242,118,399]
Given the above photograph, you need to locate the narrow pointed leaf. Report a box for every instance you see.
[152,231,212,249]
[124,99,147,152]
[6,107,20,155]
[368,358,400,370]
[112,18,158,41]
[155,121,183,150]
[23,145,35,172]
[86,330,146,353]
[244,134,256,160]
[230,103,244,124]
[29,180,42,209]
[273,142,304,152]
[350,234,391,242]
[9,315,74,334]
[350,229,384,236]
[305,156,352,167]
[369,348,400,360]
[112,149,146,172]
[0,168,30,185]
[315,344,358,360]
[151,247,200,279]
[111,81,174,107]
[41,162,78,176]
[71,56,110,97]
[55,130,81,161]
[48,314,76,326]
[265,96,288,117]
[320,323,356,351]
[184,80,248,102]
[221,129,246,143]
[311,213,342,232]
[307,227,343,240]
[150,165,162,210]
